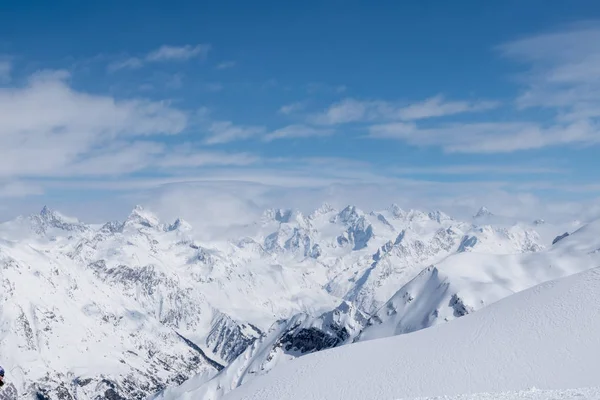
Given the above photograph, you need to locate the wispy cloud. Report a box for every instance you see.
[279,101,306,115]
[497,22,600,114]
[165,73,184,89]
[358,23,600,153]
[215,61,236,70]
[203,121,265,145]
[369,120,599,153]
[108,44,211,72]
[0,68,257,178]
[146,44,210,61]
[263,124,334,141]
[30,163,599,231]
[107,57,144,72]
[395,95,499,120]
[0,60,12,83]
[391,164,567,175]
[0,181,44,198]
[204,82,223,92]
[0,67,187,176]
[311,95,498,125]
[159,149,259,168]
[311,98,376,125]
[307,83,347,94]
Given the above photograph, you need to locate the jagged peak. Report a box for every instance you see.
[100,220,123,234]
[38,205,80,224]
[387,203,406,218]
[29,205,87,233]
[405,209,430,221]
[474,206,493,218]
[123,205,161,228]
[333,205,363,224]
[167,217,193,232]
[309,202,337,219]
[262,208,299,224]
[428,210,452,223]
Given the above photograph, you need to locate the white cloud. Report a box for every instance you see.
[146,44,210,61]
[68,141,165,176]
[39,171,598,235]
[369,120,600,153]
[216,61,236,70]
[498,22,600,113]
[0,60,11,83]
[279,101,306,115]
[203,121,265,145]
[0,181,43,198]
[158,148,259,167]
[108,44,210,71]
[391,164,567,175]
[311,96,498,125]
[107,57,144,72]
[0,69,256,178]
[395,95,499,120]
[311,98,375,125]
[263,124,334,141]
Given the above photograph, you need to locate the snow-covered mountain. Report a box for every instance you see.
[212,266,600,400]
[150,301,368,400]
[0,203,571,399]
[358,218,600,341]
[153,215,600,400]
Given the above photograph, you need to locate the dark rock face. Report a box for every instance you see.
[206,316,261,364]
[449,294,473,317]
[274,209,293,223]
[552,232,570,245]
[458,235,478,252]
[279,326,350,354]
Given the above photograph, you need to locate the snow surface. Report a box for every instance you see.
[149,301,369,400]
[153,218,600,400]
[401,387,600,400]
[358,218,600,341]
[214,266,600,400]
[0,204,579,398]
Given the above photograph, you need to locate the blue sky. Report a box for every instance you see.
[1,0,600,223]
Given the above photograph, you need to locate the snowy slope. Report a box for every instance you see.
[151,215,595,400]
[255,204,548,314]
[216,266,600,400]
[358,218,600,341]
[400,387,600,400]
[150,301,369,400]
[0,233,220,399]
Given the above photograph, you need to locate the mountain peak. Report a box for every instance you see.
[310,202,336,218]
[123,205,161,228]
[167,217,193,232]
[22,206,89,235]
[474,206,493,218]
[428,210,452,223]
[388,203,406,218]
[335,205,363,224]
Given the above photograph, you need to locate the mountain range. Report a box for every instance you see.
[0,203,589,399]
